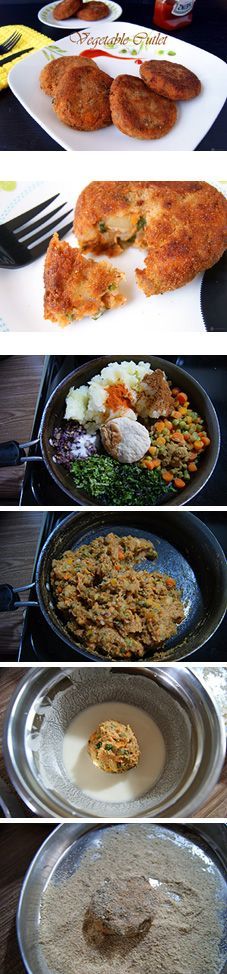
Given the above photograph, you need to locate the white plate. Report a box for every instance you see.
[8,21,227,151]
[38,0,122,29]
[0,178,211,341]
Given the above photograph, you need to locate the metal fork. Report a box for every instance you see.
[0,30,22,55]
[0,194,73,268]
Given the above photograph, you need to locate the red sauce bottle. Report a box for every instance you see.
[153,0,196,31]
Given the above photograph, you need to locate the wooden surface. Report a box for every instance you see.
[0,823,54,974]
[0,667,226,820]
[0,512,44,661]
[0,356,44,503]
[0,668,34,818]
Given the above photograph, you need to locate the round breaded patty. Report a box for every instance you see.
[40,55,98,97]
[54,0,81,19]
[77,1,109,19]
[53,62,112,129]
[140,60,201,101]
[110,75,177,140]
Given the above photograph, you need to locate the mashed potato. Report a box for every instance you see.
[65,361,152,429]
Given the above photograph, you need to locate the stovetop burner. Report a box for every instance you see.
[18,511,227,663]
[19,356,227,507]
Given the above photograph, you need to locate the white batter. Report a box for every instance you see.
[62,701,166,803]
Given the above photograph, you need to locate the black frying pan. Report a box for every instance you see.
[0,356,220,506]
[0,511,226,661]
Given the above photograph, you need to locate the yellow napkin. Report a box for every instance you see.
[0,24,53,89]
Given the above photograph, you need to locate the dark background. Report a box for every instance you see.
[1,0,227,149]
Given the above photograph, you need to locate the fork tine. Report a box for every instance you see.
[26,209,73,247]
[29,221,73,262]
[6,195,60,232]
[2,30,21,51]
[17,201,72,240]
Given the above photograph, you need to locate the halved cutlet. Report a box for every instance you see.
[74,181,227,294]
[44,233,126,326]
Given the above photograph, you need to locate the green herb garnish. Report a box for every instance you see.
[99,221,107,233]
[71,455,175,506]
[105,744,113,751]
[108,283,117,291]
[96,742,102,749]
[137,216,146,231]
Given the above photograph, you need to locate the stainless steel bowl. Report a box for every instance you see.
[3,666,226,819]
[17,823,227,974]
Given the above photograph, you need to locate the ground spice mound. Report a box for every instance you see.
[39,825,224,974]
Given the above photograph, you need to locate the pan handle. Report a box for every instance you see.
[0,438,42,467]
[0,582,38,611]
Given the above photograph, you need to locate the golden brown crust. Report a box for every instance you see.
[54,0,81,19]
[53,62,112,130]
[77,1,109,18]
[110,75,177,140]
[44,232,125,326]
[140,60,201,101]
[39,55,98,96]
[74,181,227,294]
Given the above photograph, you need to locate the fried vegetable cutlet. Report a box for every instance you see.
[54,0,81,18]
[44,232,125,326]
[77,1,109,18]
[52,61,112,130]
[110,75,177,140]
[140,60,201,101]
[74,180,227,295]
[39,55,98,97]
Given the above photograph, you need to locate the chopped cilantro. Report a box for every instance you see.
[137,216,146,231]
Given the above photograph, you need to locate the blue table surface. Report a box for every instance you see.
[0,0,227,149]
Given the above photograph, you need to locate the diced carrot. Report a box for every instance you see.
[172,410,181,419]
[118,548,124,560]
[149,446,157,456]
[188,452,197,460]
[186,416,192,424]
[177,392,188,405]
[115,564,121,570]
[184,433,191,441]
[143,458,161,470]
[172,387,180,396]
[156,436,166,446]
[154,420,165,432]
[188,462,197,473]
[179,406,188,415]
[194,440,203,451]
[162,471,173,482]
[165,420,173,429]
[166,577,176,588]
[171,431,184,443]
[200,435,210,446]
[174,478,186,489]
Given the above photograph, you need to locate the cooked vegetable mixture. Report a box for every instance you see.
[88,719,140,773]
[51,533,184,659]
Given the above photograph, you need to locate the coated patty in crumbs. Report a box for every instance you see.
[39,55,99,97]
[53,62,112,130]
[110,75,177,140]
[54,0,81,19]
[77,1,109,18]
[140,60,201,101]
